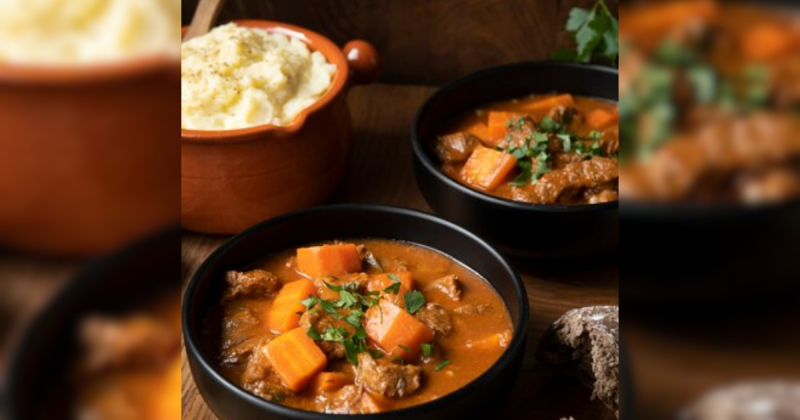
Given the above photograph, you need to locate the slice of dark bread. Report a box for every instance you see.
[681,382,800,420]
[537,306,620,418]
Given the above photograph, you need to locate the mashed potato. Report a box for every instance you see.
[181,23,336,130]
[0,0,179,65]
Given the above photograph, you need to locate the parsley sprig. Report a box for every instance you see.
[504,116,606,186]
[553,0,619,65]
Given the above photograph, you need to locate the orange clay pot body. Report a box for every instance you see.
[0,61,178,256]
[181,21,379,234]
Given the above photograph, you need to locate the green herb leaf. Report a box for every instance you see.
[434,359,452,372]
[336,290,358,309]
[319,299,339,316]
[555,1,619,65]
[383,273,403,295]
[343,339,360,366]
[510,160,533,187]
[398,344,412,353]
[307,325,321,341]
[300,296,318,310]
[369,349,384,359]
[344,309,364,327]
[403,290,426,314]
[421,343,433,357]
[321,326,347,342]
[538,116,559,133]
[557,133,571,152]
[566,7,590,31]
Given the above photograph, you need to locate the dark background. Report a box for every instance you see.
[181,0,617,85]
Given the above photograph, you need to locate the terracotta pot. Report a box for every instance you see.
[181,20,379,234]
[0,56,179,256]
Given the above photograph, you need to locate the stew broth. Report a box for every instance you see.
[435,94,620,205]
[210,239,513,414]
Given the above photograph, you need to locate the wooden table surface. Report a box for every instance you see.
[181,83,619,420]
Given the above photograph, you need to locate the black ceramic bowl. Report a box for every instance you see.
[622,199,800,308]
[182,204,529,420]
[6,229,179,420]
[412,61,619,259]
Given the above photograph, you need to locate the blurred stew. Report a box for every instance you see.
[209,240,513,414]
[434,94,620,205]
[76,296,181,420]
[619,0,800,203]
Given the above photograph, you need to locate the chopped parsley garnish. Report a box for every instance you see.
[403,290,426,314]
[421,343,433,357]
[434,359,452,372]
[321,326,347,342]
[307,325,322,341]
[383,273,402,294]
[398,344,412,353]
[300,296,318,310]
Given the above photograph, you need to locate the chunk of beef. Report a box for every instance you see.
[220,307,263,364]
[549,106,581,127]
[514,157,619,204]
[415,303,453,337]
[80,315,178,372]
[434,132,481,163]
[222,269,281,302]
[322,384,363,414]
[242,344,293,401]
[357,244,384,272]
[355,353,422,397]
[501,116,537,149]
[321,385,392,414]
[299,311,345,359]
[453,303,491,316]
[426,274,462,301]
[587,189,619,204]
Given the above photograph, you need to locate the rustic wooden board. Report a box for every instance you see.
[181,0,617,85]
[180,84,619,420]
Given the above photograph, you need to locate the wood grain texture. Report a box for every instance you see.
[181,0,618,85]
[180,84,619,420]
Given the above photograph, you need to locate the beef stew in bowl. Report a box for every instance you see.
[412,62,619,258]
[435,94,619,205]
[209,240,513,414]
[182,204,529,420]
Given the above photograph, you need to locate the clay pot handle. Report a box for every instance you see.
[343,40,380,85]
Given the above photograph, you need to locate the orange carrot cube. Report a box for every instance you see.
[264,327,327,392]
[364,300,434,362]
[461,146,518,191]
[265,279,317,333]
[297,244,362,279]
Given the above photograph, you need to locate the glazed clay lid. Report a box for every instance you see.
[180,20,379,143]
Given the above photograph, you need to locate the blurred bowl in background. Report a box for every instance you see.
[0,57,179,256]
[6,228,180,420]
[412,62,619,258]
[180,21,379,235]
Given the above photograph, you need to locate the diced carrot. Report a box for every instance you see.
[297,244,362,279]
[264,327,327,392]
[367,272,414,305]
[487,111,516,145]
[265,279,317,333]
[314,371,351,392]
[585,108,619,130]
[364,300,434,362]
[461,146,518,191]
[465,329,513,352]
[360,392,392,414]
[464,120,489,141]
[741,24,795,61]
[519,94,575,114]
[620,0,718,38]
